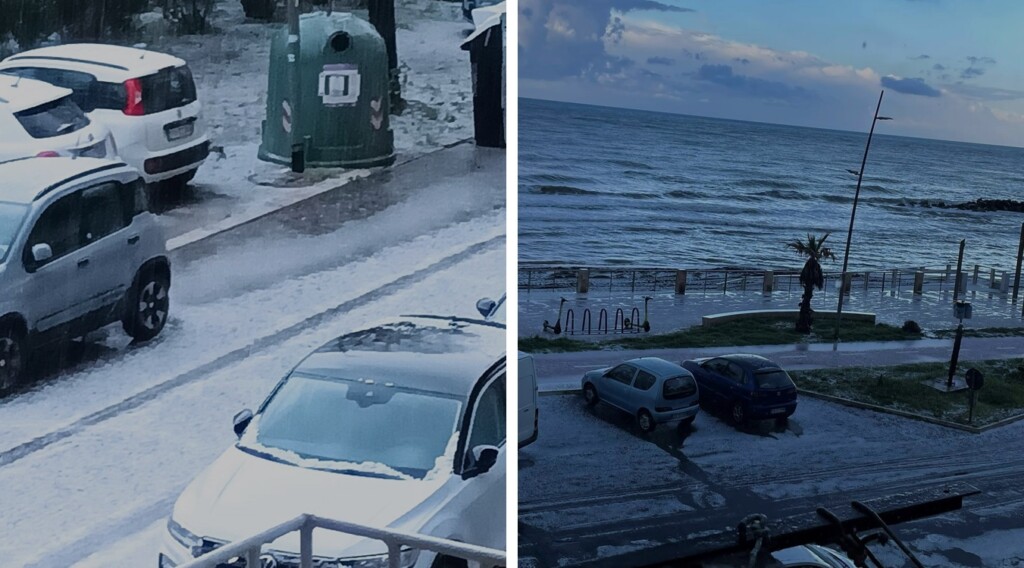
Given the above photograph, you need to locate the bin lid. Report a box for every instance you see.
[461,1,505,49]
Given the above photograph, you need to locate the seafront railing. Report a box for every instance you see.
[519,263,1019,298]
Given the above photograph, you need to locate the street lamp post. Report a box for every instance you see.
[833,90,892,347]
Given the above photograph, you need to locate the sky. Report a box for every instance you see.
[519,0,1024,147]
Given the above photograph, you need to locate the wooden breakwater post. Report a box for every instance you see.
[913,270,924,295]
[577,269,590,294]
[1013,222,1024,303]
[763,270,774,293]
[675,269,687,295]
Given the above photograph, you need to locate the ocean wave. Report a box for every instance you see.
[534,185,600,196]
[523,173,596,185]
[609,159,655,170]
[734,179,802,190]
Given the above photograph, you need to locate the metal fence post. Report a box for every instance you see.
[301,521,313,568]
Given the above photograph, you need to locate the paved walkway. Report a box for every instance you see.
[518,276,1024,339]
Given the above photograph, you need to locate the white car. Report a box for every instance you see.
[0,73,115,161]
[160,316,506,567]
[0,44,209,187]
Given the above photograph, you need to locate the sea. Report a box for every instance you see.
[519,98,1024,272]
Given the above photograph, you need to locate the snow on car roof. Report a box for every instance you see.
[295,318,505,397]
[630,357,689,377]
[0,72,72,113]
[2,44,186,81]
[0,157,127,204]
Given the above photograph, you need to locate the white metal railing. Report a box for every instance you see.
[176,514,506,568]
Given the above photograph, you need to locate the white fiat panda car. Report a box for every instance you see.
[0,157,171,391]
[160,316,505,568]
[0,44,209,188]
[0,73,115,161]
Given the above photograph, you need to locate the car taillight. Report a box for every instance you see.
[36,151,61,157]
[124,78,144,115]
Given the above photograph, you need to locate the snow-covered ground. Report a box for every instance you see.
[519,394,1024,567]
[0,235,503,567]
[138,0,477,242]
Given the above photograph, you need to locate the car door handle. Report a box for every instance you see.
[77,258,90,268]
[127,235,140,245]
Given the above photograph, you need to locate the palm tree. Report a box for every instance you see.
[787,233,836,333]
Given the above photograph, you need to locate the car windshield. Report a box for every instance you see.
[0,201,28,262]
[240,372,464,480]
[663,375,697,399]
[14,95,90,138]
[755,369,794,389]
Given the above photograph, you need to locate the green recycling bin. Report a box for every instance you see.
[258,12,395,168]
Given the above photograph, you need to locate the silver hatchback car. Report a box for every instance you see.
[0,157,170,391]
[582,357,700,433]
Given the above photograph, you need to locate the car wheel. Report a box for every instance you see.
[241,0,276,19]
[637,409,655,433]
[677,415,695,432]
[123,269,170,341]
[583,383,599,407]
[731,402,747,426]
[431,554,468,568]
[775,416,789,428]
[0,325,26,392]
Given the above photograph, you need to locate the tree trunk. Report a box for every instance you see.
[796,283,814,333]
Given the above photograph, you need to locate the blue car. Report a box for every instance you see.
[682,354,797,425]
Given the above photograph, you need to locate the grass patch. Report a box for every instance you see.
[791,358,1024,426]
[931,327,1024,339]
[519,317,922,353]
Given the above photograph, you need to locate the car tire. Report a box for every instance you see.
[731,402,747,426]
[775,416,789,428]
[0,324,26,392]
[123,268,170,342]
[431,554,468,568]
[637,409,656,433]
[583,383,599,407]
[677,415,695,432]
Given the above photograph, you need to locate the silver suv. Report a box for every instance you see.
[0,157,171,390]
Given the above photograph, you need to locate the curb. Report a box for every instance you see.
[167,138,474,253]
[797,388,1024,434]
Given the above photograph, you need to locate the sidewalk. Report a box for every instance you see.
[529,335,1023,392]
[518,277,1024,339]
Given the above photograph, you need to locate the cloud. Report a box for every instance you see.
[911,54,930,60]
[862,41,867,49]
[881,75,941,97]
[960,55,995,80]
[519,0,694,80]
[944,83,1024,102]
[933,63,946,71]
[646,56,674,66]
[695,64,814,101]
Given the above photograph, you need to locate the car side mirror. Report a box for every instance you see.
[476,298,497,318]
[464,444,499,478]
[31,243,53,264]
[232,408,253,438]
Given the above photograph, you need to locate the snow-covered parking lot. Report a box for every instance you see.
[519,391,1024,567]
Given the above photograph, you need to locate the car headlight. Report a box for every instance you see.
[167,518,202,551]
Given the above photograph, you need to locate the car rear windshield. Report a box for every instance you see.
[246,372,464,479]
[2,67,123,112]
[14,96,90,138]
[141,65,197,113]
[0,201,29,263]
[755,369,795,389]
[663,375,697,399]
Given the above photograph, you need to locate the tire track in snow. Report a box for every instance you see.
[0,235,503,470]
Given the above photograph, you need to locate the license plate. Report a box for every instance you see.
[771,407,786,415]
[166,123,194,141]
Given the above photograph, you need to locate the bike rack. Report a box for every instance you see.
[629,307,640,334]
[581,309,592,335]
[598,309,608,334]
[564,309,575,336]
[613,308,624,333]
